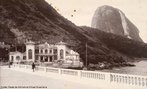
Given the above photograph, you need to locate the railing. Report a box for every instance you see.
[110,73,147,87]
[12,64,147,89]
[13,64,19,67]
[19,65,26,68]
[36,66,45,71]
[61,69,78,76]
[81,70,106,80]
[26,65,32,69]
[46,67,59,73]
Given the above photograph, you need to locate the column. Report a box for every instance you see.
[38,56,40,62]
[9,55,11,62]
[132,77,134,85]
[52,55,54,61]
[42,49,44,54]
[52,49,53,54]
[43,56,45,62]
[48,56,50,62]
[57,48,60,60]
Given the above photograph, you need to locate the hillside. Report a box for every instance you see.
[0,0,147,66]
[80,26,147,58]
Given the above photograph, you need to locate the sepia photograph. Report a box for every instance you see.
[0,0,147,89]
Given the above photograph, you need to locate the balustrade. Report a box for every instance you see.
[81,71,105,80]
[12,64,147,88]
[19,65,26,68]
[46,67,59,73]
[61,69,78,76]
[110,73,147,87]
[26,65,31,69]
[36,66,45,71]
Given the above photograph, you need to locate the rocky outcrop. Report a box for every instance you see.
[91,5,143,42]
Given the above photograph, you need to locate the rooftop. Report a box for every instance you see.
[25,40,35,45]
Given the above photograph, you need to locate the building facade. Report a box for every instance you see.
[9,41,80,64]
[9,51,25,63]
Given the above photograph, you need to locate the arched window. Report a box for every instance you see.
[44,56,48,62]
[11,56,14,61]
[28,49,32,59]
[49,49,52,53]
[45,49,48,54]
[60,49,64,59]
[40,56,43,62]
[40,49,43,53]
[35,49,39,53]
[23,56,26,60]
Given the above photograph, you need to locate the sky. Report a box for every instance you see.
[46,0,147,43]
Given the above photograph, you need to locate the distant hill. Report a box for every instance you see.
[80,26,147,58]
[0,0,147,65]
[91,5,143,42]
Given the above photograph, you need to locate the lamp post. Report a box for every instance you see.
[6,48,10,68]
[14,38,17,51]
[83,42,88,70]
[86,42,88,68]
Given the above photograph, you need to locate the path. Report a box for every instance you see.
[0,66,100,89]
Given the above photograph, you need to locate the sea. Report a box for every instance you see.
[101,60,147,76]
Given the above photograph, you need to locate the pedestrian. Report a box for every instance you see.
[32,62,35,72]
[8,61,11,68]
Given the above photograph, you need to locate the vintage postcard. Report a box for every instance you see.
[0,0,147,89]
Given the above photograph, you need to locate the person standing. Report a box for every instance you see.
[32,62,35,72]
[8,61,11,68]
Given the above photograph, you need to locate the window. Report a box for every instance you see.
[35,49,39,54]
[40,56,43,62]
[50,56,53,62]
[49,49,52,54]
[28,49,32,59]
[60,49,64,59]
[23,56,26,60]
[54,55,57,60]
[11,56,14,61]
[53,49,57,54]
[16,56,20,61]
[45,49,48,54]
[40,49,43,53]
[44,57,48,62]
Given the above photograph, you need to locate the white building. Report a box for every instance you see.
[9,51,25,63]
[9,41,81,64]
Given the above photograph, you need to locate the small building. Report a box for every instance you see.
[66,49,80,63]
[9,51,26,63]
[9,41,81,65]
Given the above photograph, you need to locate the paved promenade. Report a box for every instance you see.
[0,66,100,89]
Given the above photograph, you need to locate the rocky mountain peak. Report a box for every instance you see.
[91,5,143,42]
